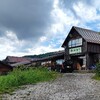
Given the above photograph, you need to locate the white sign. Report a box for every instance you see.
[69,47,82,54]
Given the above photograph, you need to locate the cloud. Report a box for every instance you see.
[0,0,56,59]
[0,0,53,41]
[46,0,80,49]
[0,0,100,60]
[27,45,62,55]
[59,0,100,22]
[0,31,28,59]
[45,0,100,53]
[73,2,100,22]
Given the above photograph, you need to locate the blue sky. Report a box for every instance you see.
[0,0,100,60]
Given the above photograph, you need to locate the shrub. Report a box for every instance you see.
[95,62,100,77]
[0,67,58,94]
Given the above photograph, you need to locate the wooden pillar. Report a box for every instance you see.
[99,54,100,62]
[85,41,89,70]
[82,55,86,70]
[86,53,89,70]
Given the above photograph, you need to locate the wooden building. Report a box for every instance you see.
[62,26,100,70]
[0,61,13,74]
[4,56,31,64]
[32,51,64,71]
[32,51,64,64]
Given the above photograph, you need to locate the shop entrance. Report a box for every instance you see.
[71,55,86,70]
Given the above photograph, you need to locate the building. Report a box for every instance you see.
[4,56,31,64]
[31,51,64,72]
[10,61,31,67]
[62,26,100,70]
[32,50,64,66]
[0,61,13,74]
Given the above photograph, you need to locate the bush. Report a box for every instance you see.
[0,67,58,94]
[95,62,100,77]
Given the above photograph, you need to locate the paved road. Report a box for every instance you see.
[2,73,100,100]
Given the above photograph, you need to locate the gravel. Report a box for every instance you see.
[1,73,100,100]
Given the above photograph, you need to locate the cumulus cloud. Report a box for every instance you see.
[59,0,100,23]
[0,0,100,59]
[0,0,53,41]
[0,0,54,59]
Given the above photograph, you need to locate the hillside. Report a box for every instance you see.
[24,50,64,59]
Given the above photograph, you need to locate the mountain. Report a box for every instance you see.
[24,50,64,59]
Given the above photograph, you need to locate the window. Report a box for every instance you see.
[76,38,82,46]
[68,38,82,47]
[68,41,71,47]
[72,40,76,47]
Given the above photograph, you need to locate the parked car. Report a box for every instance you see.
[62,60,74,73]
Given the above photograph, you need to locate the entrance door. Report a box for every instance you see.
[77,58,83,70]
[72,56,83,70]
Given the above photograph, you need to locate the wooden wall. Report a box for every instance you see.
[87,43,100,53]
[0,62,13,74]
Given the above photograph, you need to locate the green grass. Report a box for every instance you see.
[0,67,58,94]
[92,62,100,81]
[92,74,100,80]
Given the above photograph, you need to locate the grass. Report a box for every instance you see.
[92,74,100,80]
[0,67,58,94]
[92,62,100,81]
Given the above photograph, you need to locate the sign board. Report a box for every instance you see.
[69,47,82,54]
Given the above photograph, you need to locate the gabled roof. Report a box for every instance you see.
[4,56,31,63]
[11,61,31,67]
[62,26,100,47]
[74,26,100,44]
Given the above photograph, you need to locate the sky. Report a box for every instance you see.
[0,0,100,60]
